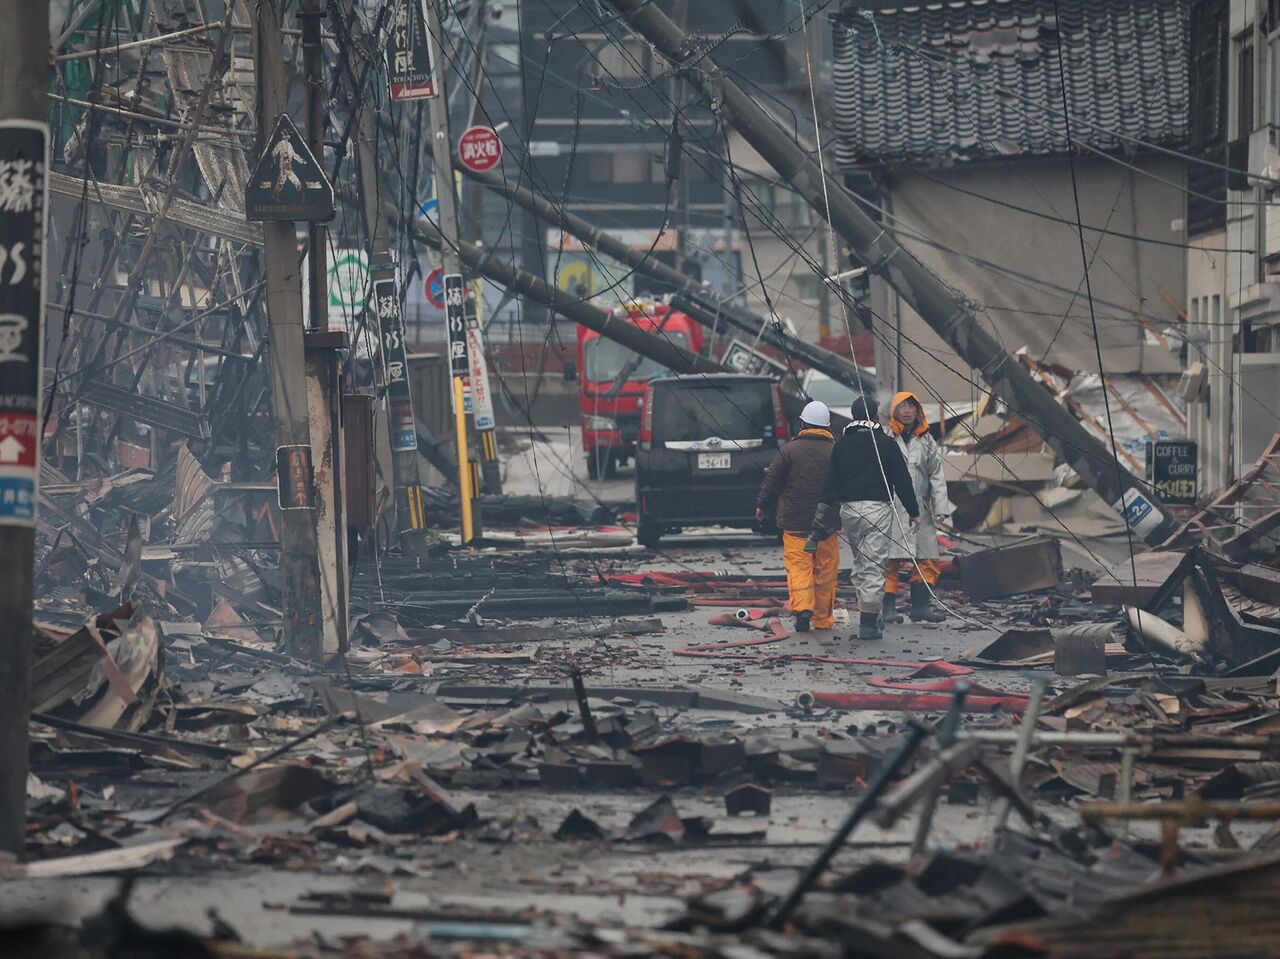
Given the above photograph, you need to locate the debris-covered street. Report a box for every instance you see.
[6,0,1280,957]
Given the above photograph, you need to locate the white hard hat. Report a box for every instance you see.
[800,400,831,427]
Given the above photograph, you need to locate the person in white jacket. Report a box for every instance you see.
[883,392,954,624]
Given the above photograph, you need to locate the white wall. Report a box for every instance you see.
[873,154,1188,406]
[1186,231,1234,491]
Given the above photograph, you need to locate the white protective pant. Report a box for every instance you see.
[839,500,894,615]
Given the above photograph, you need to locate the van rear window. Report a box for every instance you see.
[651,381,774,442]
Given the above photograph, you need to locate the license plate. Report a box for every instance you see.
[697,452,732,470]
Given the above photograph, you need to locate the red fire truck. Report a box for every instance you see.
[572,302,704,479]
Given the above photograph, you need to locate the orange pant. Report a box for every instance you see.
[885,558,941,594]
[783,532,839,628]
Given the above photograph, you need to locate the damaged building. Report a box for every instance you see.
[11,1,1280,959]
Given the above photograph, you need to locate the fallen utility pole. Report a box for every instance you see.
[252,0,325,661]
[604,0,1178,545]
[460,165,874,395]
[0,0,48,857]
[337,0,429,544]
[339,186,726,376]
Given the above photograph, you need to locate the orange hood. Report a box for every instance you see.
[889,391,929,437]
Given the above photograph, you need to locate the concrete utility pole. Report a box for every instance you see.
[343,187,833,427]
[603,0,1178,545]
[423,0,480,542]
[0,0,48,857]
[252,0,325,660]
[300,0,327,335]
[347,189,726,375]
[300,0,348,656]
[459,166,874,394]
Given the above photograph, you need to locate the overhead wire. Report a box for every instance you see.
[396,3,1240,584]
[558,0,1136,590]
[551,3,1280,568]
[1050,0,1161,674]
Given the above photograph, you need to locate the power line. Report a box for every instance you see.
[912,167,1251,255]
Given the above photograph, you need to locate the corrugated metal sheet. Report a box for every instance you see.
[831,0,1191,168]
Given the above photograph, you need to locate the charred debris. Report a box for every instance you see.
[13,1,1280,958]
[17,429,1280,957]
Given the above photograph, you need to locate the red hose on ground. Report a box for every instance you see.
[800,691,1028,713]
[866,677,1015,696]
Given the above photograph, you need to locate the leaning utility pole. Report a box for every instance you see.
[423,0,480,543]
[0,0,49,856]
[251,0,325,661]
[348,187,726,375]
[345,185,822,428]
[604,0,1178,545]
[459,166,874,394]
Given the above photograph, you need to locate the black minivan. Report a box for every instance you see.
[634,374,787,547]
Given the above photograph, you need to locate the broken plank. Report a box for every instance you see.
[31,711,242,759]
[20,839,186,879]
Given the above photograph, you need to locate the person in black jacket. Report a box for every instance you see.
[807,396,920,640]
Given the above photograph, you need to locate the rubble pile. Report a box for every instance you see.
[23,437,1280,956]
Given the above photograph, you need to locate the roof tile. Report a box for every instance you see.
[831,0,1191,168]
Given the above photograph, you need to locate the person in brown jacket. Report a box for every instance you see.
[755,401,837,632]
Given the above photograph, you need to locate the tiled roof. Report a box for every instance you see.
[830,0,1191,168]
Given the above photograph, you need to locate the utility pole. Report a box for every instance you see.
[300,0,347,655]
[669,0,690,274]
[252,0,325,660]
[0,0,48,856]
[457,166,872,394]
[603,0,1178,545]
[349,184,828,419]
[300,0,327,335]
[423,0,481,543]
[336,0,428,544]
[347,186,726,375]
[458,2,503,497]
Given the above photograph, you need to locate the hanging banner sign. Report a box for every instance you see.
[245,114,334,222]
[464,293,495,431]
[0,120,48,527]
[373,276,417,452]
[443,273,468,377]
[386,0,436,101]
[276,444,316,510]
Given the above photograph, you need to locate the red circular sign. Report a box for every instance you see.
[424,268,445,309]
[457,126,502,173]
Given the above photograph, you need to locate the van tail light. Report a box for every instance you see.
[639,388,654,449]
[772,383,789,440]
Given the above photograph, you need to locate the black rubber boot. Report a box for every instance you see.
[909,582,946,623]
[858,610,882,641]
[794,610,812,633]
[882,592,904,624]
